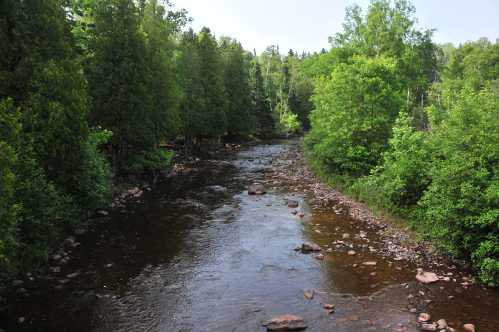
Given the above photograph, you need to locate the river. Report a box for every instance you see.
[2,139,499,331]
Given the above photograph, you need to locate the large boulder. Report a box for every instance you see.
[263,314,307,331]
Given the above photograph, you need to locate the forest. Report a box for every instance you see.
[0,0,498,290]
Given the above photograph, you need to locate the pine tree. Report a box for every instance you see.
[252,62,274,137]
[87,0,153,168]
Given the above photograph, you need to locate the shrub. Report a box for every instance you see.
[123,148,174,174]
[416,88,499,285]
[352,112,433,213]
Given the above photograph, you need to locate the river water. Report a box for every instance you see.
[2,140,499,331]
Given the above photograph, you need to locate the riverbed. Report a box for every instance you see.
[2,139,499,331]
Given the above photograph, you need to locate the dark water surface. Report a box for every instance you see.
[2,140,499,331]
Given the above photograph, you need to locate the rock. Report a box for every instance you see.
[362,261,377,266]
[50,266,61,273]
[287,200,299,208]
[207,185,227,194]
[347,250,356,256]
[418,313,431,323]
[416,268,439,284]
[263,314,307,331]
[303,289,315,300]
[74,228,86,236]
[67,272,80,279]
[463,323,475,332]
[96,209,109,217]
[18,317,25,324]
[12,280,24,287]
[301,242,322,252]
[51,254,62,261]
[436,319,447,330]
[298,212,305,218]
[421,323,437,331]
[291,210,298,215]
[248,183,266,195]
[342,233,350,239]
[63,237,76,248]
[323,303,335,314]
[315,254,324,260]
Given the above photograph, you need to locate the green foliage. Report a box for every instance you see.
[14,144,78,270]
[220,37,254,137]
[304,0,498,286]
[251,61,274,137]
[306,56,403,176]
[78,128,112,212]
[352,112,432,212]
[124,149,174,174]
[416,88,499,284]
[0,99,20,272]
[179,28,228,140]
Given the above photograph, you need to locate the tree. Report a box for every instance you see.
[306,56,403,176]
[220,37,254,137]
[87,0,153,168]
[251,61,274,137]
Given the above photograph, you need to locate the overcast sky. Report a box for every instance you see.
[174,0,499,54]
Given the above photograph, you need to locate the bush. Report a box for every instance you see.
[352,112,433,213]
[416,88,499,285]
[14,145,78,271]
[123,148,174,174]
[78,127,112,212]
[0,99,21,274]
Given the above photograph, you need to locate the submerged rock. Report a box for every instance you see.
[263,314,307,331]
[287,200,299,208]
[323,303,335,314]
[303,289,314,300]
[248,183,266,195]
[416,268,439,284]
[301,242,322,252]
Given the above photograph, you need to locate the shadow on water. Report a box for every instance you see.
[2,140,499,332]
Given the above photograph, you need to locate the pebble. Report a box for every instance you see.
[418,313,431,323]
[303,289,315,300]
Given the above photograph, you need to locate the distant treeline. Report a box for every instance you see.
[0,0,312,278]
[304,1,499,285]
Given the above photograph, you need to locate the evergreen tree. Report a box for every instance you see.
[251,62,274,137]
[220,37,254,137]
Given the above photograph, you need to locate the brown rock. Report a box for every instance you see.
[287,200,299,208]
[362,261,377,266]
[347,250,356,256]
[323,303,335,314]
[436,319,447,330]
[416,268,439,284]
[303,289,315,300]
[418,313,431,323]
[463,323,476,332]
[301,242,322,252]
[420,323,437,331]
[315,254,324,260]
[263,314,307,331]
[248,183,266,195]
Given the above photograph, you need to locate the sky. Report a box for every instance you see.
[173,0,499,54]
